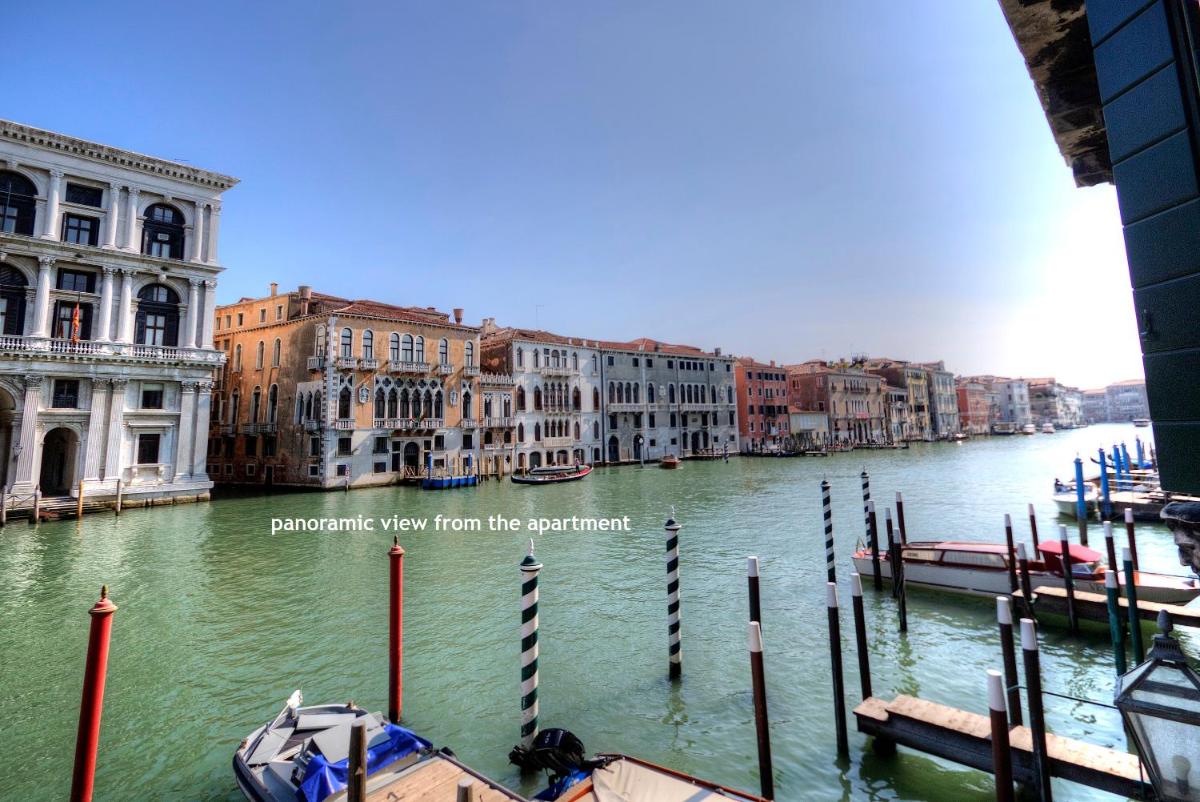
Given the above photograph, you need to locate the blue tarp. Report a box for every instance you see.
[298,723,431,802]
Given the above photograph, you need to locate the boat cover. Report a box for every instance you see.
[1037,541,1102,563]
[588,759,739,801]
[299,723,430,802]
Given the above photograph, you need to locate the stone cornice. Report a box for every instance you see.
[0,231,224,277]
[0,119,239,191]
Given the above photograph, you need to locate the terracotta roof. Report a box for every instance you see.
[480,326,599,348]
[331,299,477,330]
[597,337,722,357]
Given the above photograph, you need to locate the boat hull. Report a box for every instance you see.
[511,465,593,485]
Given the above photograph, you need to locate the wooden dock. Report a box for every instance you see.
[854,695,1148,799]
[359,754,526,802]
[1018,586,1200,629]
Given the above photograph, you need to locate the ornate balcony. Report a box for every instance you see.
[607,403,643,413]
[377,417,444,431]
[386,360,430,375]
[303,420,320,432]
[481,373,515,386]
[483,442,510,451]
[436,363,453,376]
[336,357,359,370]
[539,364,575,376]
[0,335,225,366]
[543,436,574,448]
[680,402,717,412]
[307,356,325,371]
[359,358,380,370]
[463,365,481,377]
[333,419,355,430]
[460,418,478,429]
[484,416,514,428]
[239,422,279,435]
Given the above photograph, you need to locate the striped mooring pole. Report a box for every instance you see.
[860,470,871,544]
[519,540,542,748]
[821,479,835,583]
[666,513,683,680]
[1098,448,1113,520]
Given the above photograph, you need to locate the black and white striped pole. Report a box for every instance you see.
[827,581,849,758]
[868,501,882,591]
[861,469,871,546]
[747,556,762,627]
[821,480,836,583]
[666,512,683,680]
[895,491,908,545]
[519,540,542,748]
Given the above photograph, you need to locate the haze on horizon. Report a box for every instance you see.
[6,0,1144,390]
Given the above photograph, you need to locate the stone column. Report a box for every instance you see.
[207,203,221,263]
[123,188,140,252]
[12,376,42,489]
[191,381,213,478]
[175,381,197,482]
[95,267,115,342]
[83,380,109,481]
[182,278,200,349]
[104,183,121,249]
[200,280,216,348]
[31,257,53,338]
[116,269,134,343]
[191,202,206,263]
[42,169,62,240]
[103,379,127,482]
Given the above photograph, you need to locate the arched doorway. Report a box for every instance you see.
[529,451,542,469]
[0,388,14,488]
[40,427,78,496]
[690,431,702,453]
[403,442,420,471]
[607,435,619,463]
[633,435,643,461]
[517,453,526,472]
[556,449,569,464]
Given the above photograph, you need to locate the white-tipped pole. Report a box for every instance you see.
[1020,618,1038,652]
[518,540,543,747]
[987,669,1006,713]
[996,596,1012,626]
[851,572,863,598]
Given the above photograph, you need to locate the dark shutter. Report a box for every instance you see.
[134,310,146,344]
[164,311,179,347]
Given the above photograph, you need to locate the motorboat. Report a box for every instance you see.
[992,422,1018,436]
[234,693,524,802]
[659,455,681,469]
[850,540,1200,604]
[1041,423,1056,434]
[1133,418,1151,428]
[1052,480,1099,519]
[512,464,593,485]
[1021,424,1037,435]
[512,729,766,802]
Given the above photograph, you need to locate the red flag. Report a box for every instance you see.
[70,302,81,343]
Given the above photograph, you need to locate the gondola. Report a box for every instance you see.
[511,464,593,485]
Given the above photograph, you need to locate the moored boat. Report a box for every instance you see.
[1020,423,1037,435]
[850,540,1200,604]
[421,474,479,490]
[234,692,524,802]
[1041,423,1056,434]
[659,454,681,469]
[512,464,593,485]
[1052,480,1099,519]
[1133,418,1150,428]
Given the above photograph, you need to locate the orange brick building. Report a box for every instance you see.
[734,357,789,452]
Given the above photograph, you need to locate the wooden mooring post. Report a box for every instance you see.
[996,597,1022,727]
[1019,619,1053,802]
[1123,548,1144,663]
[821,480,835,583]
[987,670,1015,802]
[1003,514,1018,593]
[747,556,761,627]
[1027,503,1040,551]
[748,621,774,800]
[850,573,871,700]
[827,582,849,758]
[1016,543,1035,618]
[1058,526,1078,634]
[867,501,882,592]
[69,586,118,802]
[519,541,542,747]
[114,479,122,516]
[1123,508,1139,572]
[32,486,41,523]
[77,478,85,519]
[1104,572,1127,675]
[895,491,908,544]
[347,719,367,802]
[665,514,682,680]
[387,537,405,723]
[1,491,7,527]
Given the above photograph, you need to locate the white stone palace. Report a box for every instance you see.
[0,119,236,506]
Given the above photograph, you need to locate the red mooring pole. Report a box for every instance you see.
[70,585,118,802]
[388,538,406,723]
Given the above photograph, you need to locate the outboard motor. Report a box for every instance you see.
[508,728,586,775]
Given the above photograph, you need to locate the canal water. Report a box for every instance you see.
[0,423,1188,801]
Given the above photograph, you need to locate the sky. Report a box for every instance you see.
[6,1,1144,389]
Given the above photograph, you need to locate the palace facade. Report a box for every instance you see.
[209,286,480,488]
[735,357,789,452]
[0,119,233,506]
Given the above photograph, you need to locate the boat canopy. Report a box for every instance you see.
[299,723,430,802]
[1037,541,1102,563]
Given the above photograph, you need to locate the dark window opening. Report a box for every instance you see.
[62,214,99,246]
[141,203,185,259]
[65,183,103,207]
[52,379,79,408]
[137,433,161,464]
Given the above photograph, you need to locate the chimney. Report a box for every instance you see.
[298,284,312,316]
[453,307,464,324]
[480,317,497,336]
[714,347,722,356]
[770,359,776,367]
[270,282,278,296]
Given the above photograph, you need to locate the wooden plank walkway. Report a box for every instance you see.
[853,694,1149,799]
[1018,586,1200,628]
[359,754,527,802]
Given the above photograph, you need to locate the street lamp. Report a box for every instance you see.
[1115,611,1200,802]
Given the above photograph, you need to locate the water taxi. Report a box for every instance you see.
[659,454,681,469]
[234,693,523,802]
[512,464,593,485]
[1133,418,1151,428]
[1052,480,1098,518]
[1041,423,1056,434]
[1021,423,1037,435]
[850,540,1200,604]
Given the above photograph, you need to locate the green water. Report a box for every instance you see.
[0,423,1189,801]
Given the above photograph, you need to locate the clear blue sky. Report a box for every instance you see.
[7,0,1143,388]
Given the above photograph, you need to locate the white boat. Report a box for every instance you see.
[1133,418,1150,428]
[850,540,1200,604]
[1020,423,1037,435]
[1041,423,1056,434]
[1052,481,1098,518]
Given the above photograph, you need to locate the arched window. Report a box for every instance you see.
[551,350,560,368]
[399,388,410,417]
[516,348,524,368]
[305,392,313,421]
[633,383,640,403]
[572,352,579,370]
[141,204,185,260]
[534,422,541,441]
[648,384,656,403]
[701,385,707,403]
[375,387,386,418]
[593,420,600,439]
[387,388,398,417]
[414,336,425,363]
[315,325,326,356]
[533,386,542,410]
[727,386,734,404]
[465,342,475,366]
[592,388,600,411]
[340,328,353,358]
[439,338,449,365]
[362,330,374,360]
[135,284,180,346]
[0,265,29,335]
[255,340,265,369]
[434,390,443,418]
[251,386,262,422]
[574,421,581,440]
[338,386,352,419]
[625,383,633,403]
[592,354,598,372]
[389,333,400,362]
[669,384,676,403]
[401,334,414,362]
[0,172,37,236]
[230,390,240,424]
[616,383,624,403]
[233,344,242,371]
[573,387,581,411]
[423,389,433,417]
[533,349,540,368]
[518,422,525,442]
[463,391,472,418]
[271,338,281,367]
[267,385,278,422]
[516,386,526,411]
